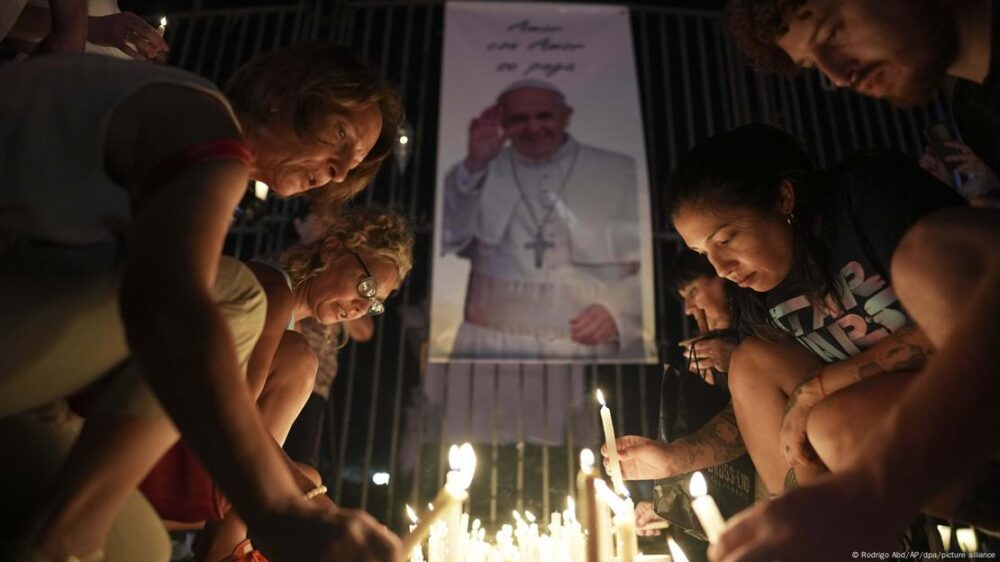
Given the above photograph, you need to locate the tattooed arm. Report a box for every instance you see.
[780,325,934,469]
[611,402,746,481]
[670,402,747,471]
[795,325,933,407]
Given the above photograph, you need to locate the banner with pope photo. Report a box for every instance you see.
[430,1,657,364]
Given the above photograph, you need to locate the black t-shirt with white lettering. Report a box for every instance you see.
[763,150,966,363]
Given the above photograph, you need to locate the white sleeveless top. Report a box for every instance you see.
[0,54,240,251]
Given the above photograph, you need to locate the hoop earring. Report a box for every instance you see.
[785,213,795,225]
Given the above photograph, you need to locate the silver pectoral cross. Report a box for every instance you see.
[525,230,555,269]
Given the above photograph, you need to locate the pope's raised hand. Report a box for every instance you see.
[464,105,507,174]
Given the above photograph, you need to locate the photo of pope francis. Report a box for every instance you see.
[441,79,644,361]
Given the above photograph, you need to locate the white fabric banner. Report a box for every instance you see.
[430,1,657,364]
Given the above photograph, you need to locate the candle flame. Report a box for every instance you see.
[472,518,481,531]
[428,502,434,511]
[160,16,167,27]
[668,538,690,562]
[595,388,606,406]
[937,525,952,552]
[956,528,978,553]
[690,471,708,498]
[525,511,536,523]
[405,504,418,524]
[512,510,521,521]
[579,448,595,472]
[446,442,477,492]
[594,479,627,516]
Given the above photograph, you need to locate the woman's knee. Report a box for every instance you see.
[729,336,822,399]
[271,332,319,394]
[805,398,852,472]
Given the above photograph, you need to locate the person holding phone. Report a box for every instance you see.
[919,124,1000,207]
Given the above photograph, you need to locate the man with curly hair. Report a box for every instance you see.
[726,0,998,169]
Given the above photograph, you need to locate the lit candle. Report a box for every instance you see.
[617,497,638,562]
[596,390,626,494]
[595,481,637,562]
[157,16,167,37]
[592,480,615,562]
[577,449,599,562]
[667,538,690,562]
[400,443,477,556]
[956,528,978,553]
[406,505,425,562]
[688,471,726,543]
[937,524,952,552]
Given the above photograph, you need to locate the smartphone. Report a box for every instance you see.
[923,123,962,173]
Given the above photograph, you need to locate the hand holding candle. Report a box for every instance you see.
[689,471,726,543]
[400,443,476,557]
[596,389,626,494]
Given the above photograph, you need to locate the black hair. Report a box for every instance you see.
[669,250,718,293]
[665,123,837,340]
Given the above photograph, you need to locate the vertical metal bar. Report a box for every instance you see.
[409,363,427,509]
[801,74,828,164]
[638,364,649,438]
[658,14,678,165]
[208,15,233,84]
[176,15,198,70]
[437,363,451,491]
[516,364,525,513]
[564,367,576,505]
[407,4,438,220]
[270,11,288,51]
[192,16,215,75]
[677,15,696,147]
[384,323,409,523]
[614,364,625,442]
[232,14,251,73]
[490,365,500,525]
[713,18,736,129]
[695,16,715,135]
[334,340,360,503]
[541,365,550,520]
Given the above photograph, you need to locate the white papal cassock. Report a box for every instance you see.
[442,136,642,361]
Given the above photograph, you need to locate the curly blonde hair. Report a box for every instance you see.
[282,205,414,290]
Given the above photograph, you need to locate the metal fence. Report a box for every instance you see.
[160,0,952,533]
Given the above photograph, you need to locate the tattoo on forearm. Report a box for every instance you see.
[677,403,746,471]
[784,468,798,490]
[784,377,811,414]
[855,326,933,380]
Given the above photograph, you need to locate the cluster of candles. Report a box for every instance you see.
[400,390,730,562]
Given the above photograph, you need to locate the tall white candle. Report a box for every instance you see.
[596,390,626,494]
[577,449,599,562]
[592,480,615,562]
[689,471,726,543]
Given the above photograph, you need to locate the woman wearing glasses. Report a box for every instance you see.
[141,205,414,562]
